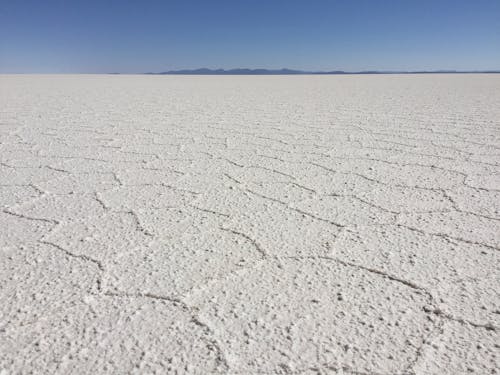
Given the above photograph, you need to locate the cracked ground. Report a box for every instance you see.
[1,74,499,374]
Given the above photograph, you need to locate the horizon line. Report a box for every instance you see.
[2,69,500,75]
[144,68,500,75]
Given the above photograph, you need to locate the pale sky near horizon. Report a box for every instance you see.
[1,0,499,73]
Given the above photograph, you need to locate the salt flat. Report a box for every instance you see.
[1,74,499,374]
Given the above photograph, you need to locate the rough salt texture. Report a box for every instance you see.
[1,74,499,374]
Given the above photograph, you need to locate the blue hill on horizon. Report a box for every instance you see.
[144,68,500,75]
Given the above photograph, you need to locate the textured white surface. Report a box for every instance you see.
[1,74,499,374]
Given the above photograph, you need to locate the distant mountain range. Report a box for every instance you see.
[145,68,500,75]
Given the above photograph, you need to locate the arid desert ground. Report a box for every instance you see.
[1,74,499,374]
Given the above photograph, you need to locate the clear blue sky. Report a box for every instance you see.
[1,0,499,73]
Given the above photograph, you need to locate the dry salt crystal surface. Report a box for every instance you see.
[1,74,499,374]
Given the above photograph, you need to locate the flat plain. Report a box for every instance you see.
[1,74,499,374]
